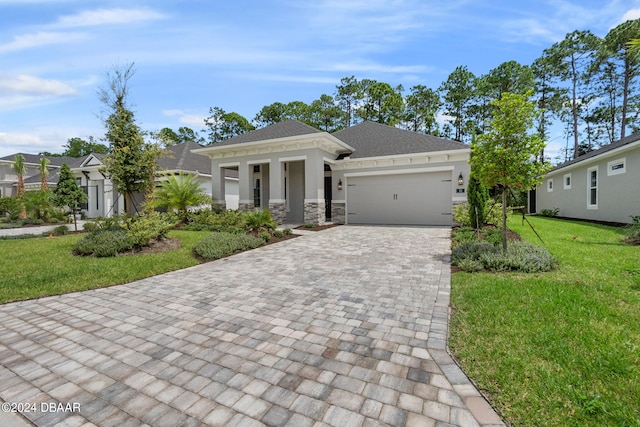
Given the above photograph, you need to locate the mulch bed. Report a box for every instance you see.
[294,224,341,232]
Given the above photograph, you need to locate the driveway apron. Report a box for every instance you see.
[0,226,504,426]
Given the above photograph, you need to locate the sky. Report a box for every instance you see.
[1,0,640,160]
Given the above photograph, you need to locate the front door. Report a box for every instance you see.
[324,176,332,221]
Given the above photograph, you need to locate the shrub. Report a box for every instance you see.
[245,209,277,232]
[52,225,69,236]
[622,216,640,245]
[273,229,284,238]
[0,196,21,220]
[453,240,557,273]
[454,200,504,227]
[23,190,57,222]
[73,229,135,257]
[83,222,98,232]
[258,230,271,242]
[194,232,264,260]
[304,223,315,229]
[125,213,175,246]
[540,208,560,217]
[283,228,292,235]
[457,258,484,273]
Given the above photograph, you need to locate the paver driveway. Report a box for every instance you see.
[0,226,504,427]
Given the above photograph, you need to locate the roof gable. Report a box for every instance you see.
[549,132,640,172]
[157,141,211,174]
[332,121,467,158]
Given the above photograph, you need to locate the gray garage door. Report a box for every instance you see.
[346,171,452,225]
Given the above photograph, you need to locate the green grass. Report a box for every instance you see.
[0,230,211,304]
[450,215,640,426]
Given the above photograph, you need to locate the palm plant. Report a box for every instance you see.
[12,154,27,219]
[152,173,211,221]
[38,157,50,191]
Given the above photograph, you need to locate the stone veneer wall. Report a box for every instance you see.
[303,200,326,226]
[212,201,226,212]
[268,202,287,225]
[238,202,255,212]
[331,202,346,224]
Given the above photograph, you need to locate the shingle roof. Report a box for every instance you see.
[213,120,322,146]
[157,141,211,174]
[0,153,79,167]
[332,121,467,158]
[549,132,640,172]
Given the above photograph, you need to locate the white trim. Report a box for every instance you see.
[452,196,467,202]
[331,199,346,204]
[587,166,598,210]
[344,166,454,178]
[219,162,240,168]
[247,159,271,165]
[607,157,626,176]
[563,173,572,190]
[304,199,324,203]
[268,199,286,204]
[333,149,469,171]
[544,139,640,177]
[239,199,254,204]
[279,155,307,162]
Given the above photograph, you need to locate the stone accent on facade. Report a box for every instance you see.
[304,200,326,226]
[268,202,287,225]
[212,201,226,212]
[238,202,255,212]
[331,202,346,224]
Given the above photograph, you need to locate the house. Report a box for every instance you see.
[193,120,470,226]
[0,141,240,218]
[533,133,640,224]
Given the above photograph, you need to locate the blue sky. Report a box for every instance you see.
[1,0,639,159]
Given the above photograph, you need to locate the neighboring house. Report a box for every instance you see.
[193,120,470,226]
[533,133,640,224]
[0,141,240,217]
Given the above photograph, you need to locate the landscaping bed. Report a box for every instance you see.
[449,215,640,426]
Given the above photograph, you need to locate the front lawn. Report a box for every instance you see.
[450,216,640,426]
[0,230,211,304]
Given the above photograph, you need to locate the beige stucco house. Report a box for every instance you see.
[193,120,470,226]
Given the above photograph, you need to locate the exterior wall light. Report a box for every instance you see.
[337,179,343,190]
[458,173,464,186]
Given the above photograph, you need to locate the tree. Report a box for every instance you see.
[177,127,203,144]
[38,157,50,191]
[151,173,211,222]
[467,160,489,230]
[254,102,288,128]
[602,18,640,139]
[439,66,476,142]
[402,85,441,134]
[12,154,27,219]
[155,127,181,146]
[543,30,601,158]
[62,137,108,157]
[53,163,87,231]
[309,94,343,132]
[355,80,404,125]
[335,76,362,127]
[99,63,158,216]
[204,107,254,143]
[470,92,550,250]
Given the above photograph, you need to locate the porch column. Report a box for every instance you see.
[238,161,254,211]
[211,166,226,210]
[268,160,286,224]
[304,154,326,225]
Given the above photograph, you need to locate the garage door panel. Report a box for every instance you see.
[346,171,452,225]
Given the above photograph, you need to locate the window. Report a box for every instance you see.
[607,158,626,176]
[547,179,553,192]
[563,173,571,189]
[587,166,598,209]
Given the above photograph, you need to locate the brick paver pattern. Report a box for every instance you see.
[0,226,504,426]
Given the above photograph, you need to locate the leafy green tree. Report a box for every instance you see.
[53,163,87,231]
[99,63,158,216]
[543,30,601,158]
[62,137,108,157]
[38,157,50,191]
[335,76,362,127]
[467,167,489,229]
[439,66,476,142]
[254,102,288,128]
[177,127,203,143]
[309,94,343,132]
[356,80,404,125]
[471,92,550,250]
[152,173,211,221]
[602,18,640,139]
[12,154,27,219]
[204,107,254,143]
[402,85,441,134]
[24,190,55,222]
[155,127,180,146]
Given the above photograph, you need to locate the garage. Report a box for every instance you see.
[345,170,453,225]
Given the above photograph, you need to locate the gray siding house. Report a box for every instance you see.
[193,120,470,226]
[533,133,640,224]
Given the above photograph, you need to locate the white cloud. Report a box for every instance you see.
[0,31,86,53]
[0,74,76,97]
[0,132,60,157]
[54,8,166,28]
[620,8,640,23]
[162,109,206,127]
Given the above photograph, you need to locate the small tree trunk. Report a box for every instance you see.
[502,189,508,251]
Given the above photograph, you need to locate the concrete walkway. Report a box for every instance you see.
[0,221,87,237]
[0,226,504,426]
